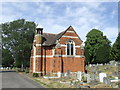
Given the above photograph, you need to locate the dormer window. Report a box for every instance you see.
[66,39,75,55]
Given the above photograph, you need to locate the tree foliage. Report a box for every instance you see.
[2,48,14,67]
[2,19,36,68]
[110,33,120,62]
[84,29,111,64]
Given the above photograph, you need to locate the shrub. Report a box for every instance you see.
[82,76,87,83]
[15,68,21,73]
[32,73,39,77]
[25,68,29,73]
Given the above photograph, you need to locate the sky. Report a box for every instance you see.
[0,1,118,45]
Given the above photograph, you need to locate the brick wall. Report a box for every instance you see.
[30,26,85,74]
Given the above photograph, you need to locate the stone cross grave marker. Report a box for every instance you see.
[99,73,107,82]
[77,71,82,81]
[103,77,111,85]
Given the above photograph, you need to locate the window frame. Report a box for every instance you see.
[66,39,75,56]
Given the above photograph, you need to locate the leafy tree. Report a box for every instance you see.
[110,33,120,62]
[96,46,110,64]
[2,19,36,69]
[84,29,111,64]
[2,48,14,67]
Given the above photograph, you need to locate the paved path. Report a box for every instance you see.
[2,71,44,88]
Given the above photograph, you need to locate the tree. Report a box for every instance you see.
[2,19,36,69]
[84,29,111,64]
[96,46,110,64]
[110,33,120,62]
[2,48,14,67]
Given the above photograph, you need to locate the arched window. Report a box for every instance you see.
[66,39,75,55]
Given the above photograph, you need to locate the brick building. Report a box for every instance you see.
[30,26,85,75]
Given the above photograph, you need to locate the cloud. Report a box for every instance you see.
[0,0,119,2]
[103,27,118,43]
[1,2,118,44]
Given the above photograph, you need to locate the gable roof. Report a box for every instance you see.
[42,33,57,46]
[42,26,82,46]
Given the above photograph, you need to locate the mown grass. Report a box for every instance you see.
[33,77,74,88]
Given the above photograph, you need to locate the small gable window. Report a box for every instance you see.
[66,39,75,55]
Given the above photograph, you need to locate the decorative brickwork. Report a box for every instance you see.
[30,26,85,75]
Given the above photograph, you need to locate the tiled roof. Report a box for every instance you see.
[41,26,82,46]
[42,30,66,46]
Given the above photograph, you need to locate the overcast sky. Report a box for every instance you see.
[1,2,118,44]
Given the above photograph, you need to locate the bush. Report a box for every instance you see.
[25,68,29,73]
[82,76,87,83]
[32,73,39,77]
[15,68,21,73]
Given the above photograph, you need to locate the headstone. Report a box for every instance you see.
[90,74,98,85]
[90,80,98,85]
[99,73,107,82]
[64,73,67,77]
[112,71,119,77]
[77,71,82,81]
[107,63,109,66]
[90,74,95,81]
[115,77,118,79]
[61,73,64,77]
[89,64,92,67]
[67,70,71,78]
[106,67,109,70]
[97,70,101,74]
[86,74,90,83]
[57,72,61,78]
[1,67,3,69]
[103,77,111,85]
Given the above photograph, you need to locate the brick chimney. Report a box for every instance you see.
[36,28,43,35]
[36,28,43,44]
[35,27,43,74]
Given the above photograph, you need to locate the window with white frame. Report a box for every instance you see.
[66,39,75,55]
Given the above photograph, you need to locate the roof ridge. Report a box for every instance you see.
[43,32,57,35]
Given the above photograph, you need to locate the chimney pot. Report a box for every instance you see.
[36,28,43,35]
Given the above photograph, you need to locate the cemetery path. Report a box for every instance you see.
[2,71,44,88]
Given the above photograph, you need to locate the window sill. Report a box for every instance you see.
[66,55,75,57]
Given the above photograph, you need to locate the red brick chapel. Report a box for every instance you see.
[30,26,85,75]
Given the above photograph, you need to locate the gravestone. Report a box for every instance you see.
[77,71,82,81]
[57,72,61,78]
[97,70,101,74]
[103,77,111,85]
[99,73,107,82]
[90,80,98,85]
[1,67,3,69]
[112,71,119,77]
[90,74,98,85]
[90,74,95,81]
[64,73,67,77]
[61,73,64,77]
[89,64,92,67]
[106,67,109,70]
[67,70,71,78]
[86,74,90,83]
